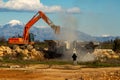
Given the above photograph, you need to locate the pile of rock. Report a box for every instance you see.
[0,46,12,56]
[0,45,44,60]
[93,49,119,61]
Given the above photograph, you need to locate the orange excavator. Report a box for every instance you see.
[8,11,60,45]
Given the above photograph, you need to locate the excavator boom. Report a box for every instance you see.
[8,11,60,44]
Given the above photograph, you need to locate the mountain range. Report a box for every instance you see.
[0,20,118,42]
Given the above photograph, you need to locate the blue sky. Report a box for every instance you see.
[0,0,120,36]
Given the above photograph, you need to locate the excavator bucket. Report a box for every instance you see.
[55,26,60,34]
[51,25,60,34]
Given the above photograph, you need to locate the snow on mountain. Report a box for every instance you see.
[7,20,23,26]
[101,34,111,37]
[95,36,116,42]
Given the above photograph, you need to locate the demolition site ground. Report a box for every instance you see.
[0,41,120,80]
[0,64,120,80]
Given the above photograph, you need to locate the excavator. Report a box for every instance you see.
[8,11,60,45]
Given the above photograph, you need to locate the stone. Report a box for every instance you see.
[22,49,29,56]
[27,45,33,51]
[6,47,12,54]
[15,46,22,53]
[0,51,3,57]
[31,49,37,56]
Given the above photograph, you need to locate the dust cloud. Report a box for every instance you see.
[56,14,96,62]
[56,14,79,42]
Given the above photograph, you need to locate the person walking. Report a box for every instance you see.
[72,48,77,65]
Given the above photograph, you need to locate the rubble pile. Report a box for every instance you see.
[0,45,44,60]
[93,49,119,61]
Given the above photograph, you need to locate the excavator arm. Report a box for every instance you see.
[8,11,60,44]
[23,11,60,42]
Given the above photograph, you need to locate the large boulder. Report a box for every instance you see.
[0,46,6,50]
[0,51,3,57]
[22,49,29,57]
[27,45,33,51]
[31,49,37,56]
[5,46,12,54]
[0,46,12,55]
[0,46,4,51]
[30,49,44,60]
[14,46,22,53]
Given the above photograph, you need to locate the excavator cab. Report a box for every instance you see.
[29,33,34,42]
[8,33,34,45]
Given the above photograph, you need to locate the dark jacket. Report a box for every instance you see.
[72,53,77,61]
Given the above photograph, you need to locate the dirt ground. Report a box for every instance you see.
[0,65,120,80]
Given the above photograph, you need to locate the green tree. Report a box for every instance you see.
[113,38,120,53]
[0,36,7,46]
[100,40,113,49]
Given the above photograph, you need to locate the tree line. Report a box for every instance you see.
[1,36,120,53]
[100,38,120,53]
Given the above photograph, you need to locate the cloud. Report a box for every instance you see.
[0,0,62,12]
[0,0,80,13]
[67,7,80,13]
[0,0,4,7]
